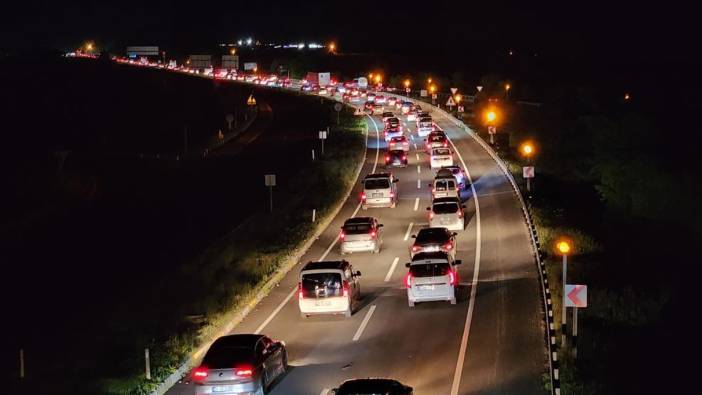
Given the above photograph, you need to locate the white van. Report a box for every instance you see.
[361,172,399,209]
[298,261,361,318]
[430,174,459,200]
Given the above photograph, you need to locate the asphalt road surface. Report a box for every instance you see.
[166,98,546,395]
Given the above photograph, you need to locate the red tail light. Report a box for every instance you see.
[370,231,376,238]
[298,282,303,299]
[385,155,390,162]
[339,232,345,240]
[235,366,254,377]
[457,210,463,218]
[389,192,395,198]
[361,193,366,201]
[429,211,434,219]
[192,366,209,380]
[412,245,420,252]
[343,281,350,297]
[402,155,407,161]
[443,241,453,250]
[405,273,413,288]
[443,142,448,147]
[448,270,457,286]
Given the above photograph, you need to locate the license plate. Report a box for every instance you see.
[213,386,234,392]
[315,300,332,306]
[419,285,435,290]
[425,246,439,252]
[372,193,383,198]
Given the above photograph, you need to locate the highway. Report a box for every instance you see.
[165,91,547,394]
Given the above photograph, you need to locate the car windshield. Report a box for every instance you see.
[336,380,403,395]
[433,148,451,156]
[301,272,343,298]
[415,228,449,244]
[365,178,390,189]
[388,118,399,123]
[202,346,255,368]
[410,261,451,277]
[420,117,432,123]
[433,201,459,214]
[344,223,372,234]
[435,180,456,191]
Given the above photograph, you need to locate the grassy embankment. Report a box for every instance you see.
[495,92,689,394]
[101,103,367,395]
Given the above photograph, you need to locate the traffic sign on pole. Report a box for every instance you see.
[458,105,464,113]
[319,131,327,155]
[445,96,456,107]
[450,87,458,95]
[487,126,496,134]
[565,284,587,307]
[476,86,483,92]
[523,166,535,178]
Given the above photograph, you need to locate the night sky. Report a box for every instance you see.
[2,0,697,66]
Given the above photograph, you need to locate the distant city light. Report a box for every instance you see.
[230,48,236,55]
[237,40,243,46]
[624,93,631,100]
[246,38,253,45]
[297,43,305,49]
[328,42,336,52]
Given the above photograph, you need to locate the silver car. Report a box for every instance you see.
[340,217,384,254]
[405,252,462,306]
[192,334,287,395]
[361,172,399,209]
[427,197,466,231]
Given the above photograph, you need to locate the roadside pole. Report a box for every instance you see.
[319,130,327,156]
[145,348,151,380]
[573,307,578,358]
[312,209,316,222]
[19,349,24,380]
[562,253,567,345]
[265,175,276,213]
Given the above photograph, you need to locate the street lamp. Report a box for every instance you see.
[230,48,237,55]
[485,110,497,123]
[520,141,536,193]
[368,72,374,80]
[556,239,572,345]
[374,74,382,85]
[404,79,411,94]
[505,83,511,99]
[429,84,437,105]
[328,42,336,53]
[520,141,534,158]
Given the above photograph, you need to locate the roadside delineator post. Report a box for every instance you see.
[264,174,276,213]
[145,348,151,380]
[19,349,25,380]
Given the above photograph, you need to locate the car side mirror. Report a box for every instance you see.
[411,235,416,238]
[426,207,431,211]
[462,205,466,209]
[355,270,362,276]
[331,389,338,395]
[452,232,458,236]
[405,262,411,268]
[393,179,399,183]
[378,224,384,227]
[455,260,462,265]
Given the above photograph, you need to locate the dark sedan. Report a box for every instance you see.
[332,378,413,394]
[192,334,287,395]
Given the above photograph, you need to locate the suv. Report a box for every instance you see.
[361,172,399,209]
[410,227,457,259]
[332,378,413,395]
[383,126,403,142]
[298,261,361,318]
[416,116,433,136]
[385,116,400,130]
[437,166,467,190]
[405,252,462,306]
[427,197,466,231]
[340,217,383,254]
[430,174,459,200]
[425,133,449,153]
[385,149,408,168]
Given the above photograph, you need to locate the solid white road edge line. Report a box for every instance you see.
[447,118,483,395]
[403,223,414,241]
[413,197,419,211]
[352,305,377,341]
[384,257,400,282]
[254,113,380,335]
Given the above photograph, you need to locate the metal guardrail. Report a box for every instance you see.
[385,92,560,395]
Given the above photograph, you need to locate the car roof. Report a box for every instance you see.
[211,334,264,349]
[432,197,461,204]
[390,135,406,140]
[301,260,350,271]
[338,378,407,391]
[365,172,391,179]
[411,251,453,263]
[416,227,451,238]
[388,149,405,155]
[344,217,374,225]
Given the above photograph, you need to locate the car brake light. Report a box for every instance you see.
[193,366,208,379]
[389,192,395,198]
[402,155,407,160]
[412,245,420,252]
[449,270,457,286]
[340,231,345,240]
[385,155,390,161]
[298,282,303,299]
[235,366,253,377]
[370,230,376,238]
[361,193,366,201]
[343,281,350,297]
[405,273,413,288]
[429,211,434,219]
[457,210,463,218]
[444,241,453,250]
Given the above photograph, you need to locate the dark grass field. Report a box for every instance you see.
[0,56,359,393]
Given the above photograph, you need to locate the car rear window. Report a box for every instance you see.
[202,346,255,368]
[343,223,372,234]
[410,261,451,277]
[391,137,405,142]
[435,180,456,191]
[420,117,432,123]
[365,178,390,189]
[301,272,343,298]
[433,201,459,214]
[433,148,451,155]
[429,135,444,142]
[415,228,449,243]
